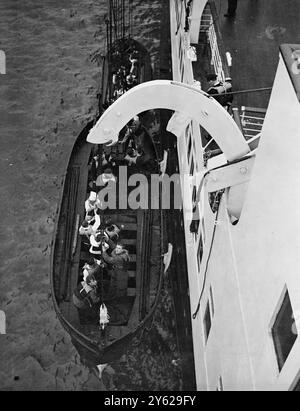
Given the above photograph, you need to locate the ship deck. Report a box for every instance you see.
[219,0,300,108]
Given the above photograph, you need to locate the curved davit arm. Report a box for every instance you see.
[87,80,249,162]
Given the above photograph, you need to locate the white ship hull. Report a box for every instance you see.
[169,0,300,391]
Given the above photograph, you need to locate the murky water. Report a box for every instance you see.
[0,0,183,391]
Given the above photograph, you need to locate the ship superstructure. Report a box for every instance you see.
[168,0,300,391]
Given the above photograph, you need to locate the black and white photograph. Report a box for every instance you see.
[0,0,300,393]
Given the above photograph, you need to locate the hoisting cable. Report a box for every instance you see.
[100,263,104,305]
[112,0,118,40]
[129,0,133,38]
[118,0,121,39]
[192,190,224,319]
[191,154,253,320]
[207,86,272,98]
[122,0,125,38]
[107,0,113,55]
[115,0,118,39]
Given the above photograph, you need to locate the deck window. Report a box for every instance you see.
[271,290,298,371]
[204,301,212,342]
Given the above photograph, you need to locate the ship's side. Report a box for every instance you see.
[169,0,300,391]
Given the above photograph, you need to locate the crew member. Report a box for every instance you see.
[125,73,137,89]
[121,116,157,169]
[89,232,106,257]
[89,153,100,183]
[207,74,233,111]
[129,50,139,78]
[72,274,99,310]
[85,191,101,214]
[82,257,102,282]
[119,116,143,148]
[95,168,117,188]
[105,223,124,243]
[102,242,130,270]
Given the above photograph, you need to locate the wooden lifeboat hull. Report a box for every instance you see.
[50,38,165,367]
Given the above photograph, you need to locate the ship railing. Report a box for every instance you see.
[171,0,230,88]
[208,28,224,80]
[199,1,230,82]
[240,106,266,141]
[199,7,212,32]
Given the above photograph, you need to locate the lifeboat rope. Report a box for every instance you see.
[208,86,272,98]
[192,190,224,319]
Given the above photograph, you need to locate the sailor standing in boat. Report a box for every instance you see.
[102,242,130,270]
[120,116,156,170]
[125,73,137,90]
[82,257,102,282]
[79,212,101,238]
[105,223,124,243]
[119,116,143,147]
[85,191,101,214]
[90,232,109,257]
[72,274,99,310]
[95,167,117,188]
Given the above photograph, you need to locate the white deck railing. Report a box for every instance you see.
[240,106,266,140]
[200,2,229,82]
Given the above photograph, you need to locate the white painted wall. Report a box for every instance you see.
[170,0,254,390]
[184,53,300,390]
[192,191,255,391]
[231,54,300,390]
[171,1,300,391]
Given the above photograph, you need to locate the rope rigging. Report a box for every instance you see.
[207,86,272,98]
[192,190,224,320]
[106,0,133,53]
